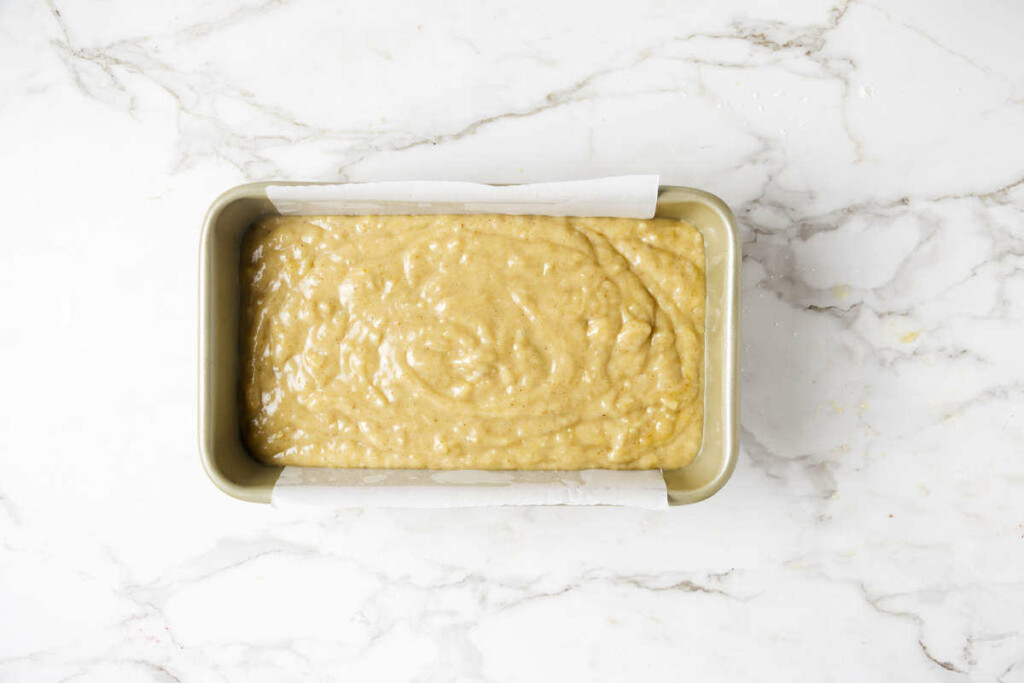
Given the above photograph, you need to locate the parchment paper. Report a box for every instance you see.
[265,175,669,508]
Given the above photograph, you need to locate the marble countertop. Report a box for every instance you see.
[2,0,1023,680]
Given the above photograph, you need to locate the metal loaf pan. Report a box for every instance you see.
[198,183,739,505]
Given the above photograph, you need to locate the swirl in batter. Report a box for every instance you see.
[240,214,705,469]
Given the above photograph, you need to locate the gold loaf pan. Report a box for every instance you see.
[198,184,739,505]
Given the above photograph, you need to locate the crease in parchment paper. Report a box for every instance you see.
[271,467,669,509]
[265,175,660,218]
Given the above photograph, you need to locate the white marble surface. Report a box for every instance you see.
[1,0,1023,680]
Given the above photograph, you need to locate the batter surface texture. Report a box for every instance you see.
[240,214,705,469]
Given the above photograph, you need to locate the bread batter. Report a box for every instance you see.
[240,214,705,469]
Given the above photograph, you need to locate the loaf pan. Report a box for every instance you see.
[198,183,739,505]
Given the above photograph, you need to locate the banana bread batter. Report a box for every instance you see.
[240,214,705,469]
